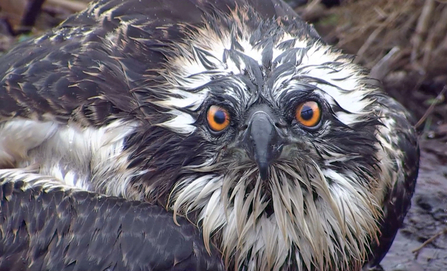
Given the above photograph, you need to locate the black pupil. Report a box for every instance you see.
[300,105,314,120]
[214,110,226,124]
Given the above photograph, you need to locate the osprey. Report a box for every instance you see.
[0,0,419,270]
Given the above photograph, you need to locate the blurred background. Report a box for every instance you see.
[0,0,446,270]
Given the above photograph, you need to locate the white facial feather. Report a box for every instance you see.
[154,21,375,136]
[157,109,197,135]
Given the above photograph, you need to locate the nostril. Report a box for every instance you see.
[240,124,249,130]
[275,122,286,128]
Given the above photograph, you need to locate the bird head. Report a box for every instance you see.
[124,6,385,271]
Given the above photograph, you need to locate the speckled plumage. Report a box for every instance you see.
[0,0,418,270]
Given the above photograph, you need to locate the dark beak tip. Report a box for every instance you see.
[258,162,270,181]
[242,109,285,181]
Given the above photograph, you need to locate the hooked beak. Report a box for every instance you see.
[240,107,285,180]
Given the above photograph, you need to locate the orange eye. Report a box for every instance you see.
[207,105,230,131]
[295,101,321,127]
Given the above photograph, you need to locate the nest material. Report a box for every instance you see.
[318,0,447,77]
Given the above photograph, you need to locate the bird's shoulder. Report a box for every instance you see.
[367,92,419,268]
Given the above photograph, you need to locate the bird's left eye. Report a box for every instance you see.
[295,101,322,128]
[207,105,230,132]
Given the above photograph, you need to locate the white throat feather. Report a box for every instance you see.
[169,159,381,271]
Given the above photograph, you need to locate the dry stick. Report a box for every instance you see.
[336,5,385,48]
[369,46,402,80]
[422,5,447,68]
[414,85,447,129]
[356,1,412,63]
[435,32,447,56]
[412,228,447,258]
[373,6,387,20]
[301,0,325,22]
[411,0,435,63]
[432,6,447,58]
[17,0,46,34]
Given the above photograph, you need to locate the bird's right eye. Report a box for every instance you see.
[207,105,230,132]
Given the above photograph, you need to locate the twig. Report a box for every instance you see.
[369,46,402,80]
[435,33,447,56]
[0,18,16,37]
[356,1,412,62]
[412,228,447,258]
[411,0,435,63]
[300,0,326,22]
[415,85,447,129]
[16,0,46,34]
[432,5,447,58]
[422,5,447,68]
